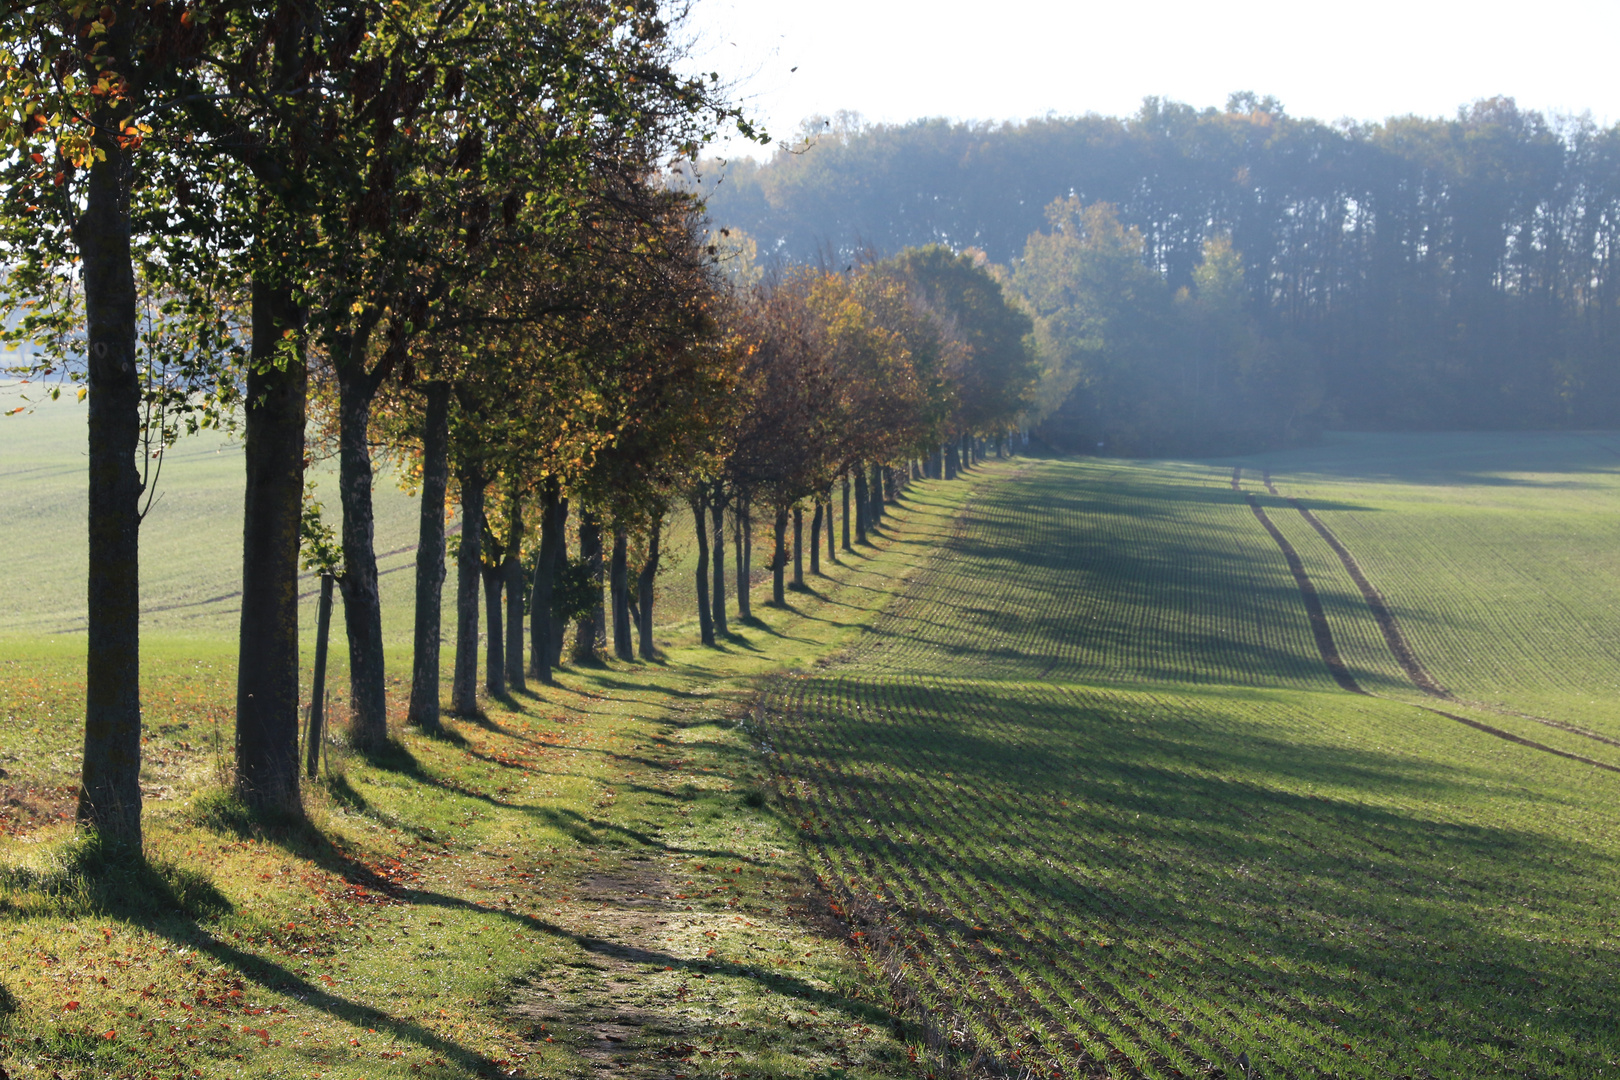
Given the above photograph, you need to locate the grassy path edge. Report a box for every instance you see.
[0,465,1000,1080]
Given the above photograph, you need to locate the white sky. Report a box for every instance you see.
[679,0,1620,157]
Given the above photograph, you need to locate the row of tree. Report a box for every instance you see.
[0,0,1038,847]
[388,244,1034,766]
[694,95,1620,435]
[1,0,747,846]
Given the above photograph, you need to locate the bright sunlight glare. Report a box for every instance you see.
[681,0,1620,155]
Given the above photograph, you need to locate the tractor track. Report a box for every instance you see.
[1260,470,1447,697]
[1235,467,1620,775]
[1231,468,1362,695]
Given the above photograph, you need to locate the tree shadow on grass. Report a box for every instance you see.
[172,798,899,1044]
[761,671,1620,1071]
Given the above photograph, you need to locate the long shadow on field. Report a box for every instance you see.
[762,672,1620,1074]
[851,463,1459,692]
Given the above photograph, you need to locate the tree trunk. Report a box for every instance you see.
[945,441,957,479]
[76,135,144,845]
[611,526,633,660]
[869,463,884,526]
[503,483,525,693]
[792,506,804,588]
[335,325,388,749]
[304,574,335,779]
[734,496,750,620]
[450,464,484,715]
[407,381,450,732]
[809,502,822,575]
[691,493,714,645]
[826,486,838,564]
[234,277,307,820]
[772,507,788,605]
[573,511,603,662]
[854,466,869,544]
[710,490,728,636]
[550,499,570,668]
[482,555,505,699]
[637,513,661,659]
[529,477,561,684]
[841,473,852,551]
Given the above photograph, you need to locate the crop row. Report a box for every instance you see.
[862,461,1337,692]
[765,666,1620,1078]
[1255,441,1620,741]
[763,458,1620,1078]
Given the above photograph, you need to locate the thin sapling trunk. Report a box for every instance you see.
[842,472,853,551]
[304,574,335,779]
[734,496,750,620]
[482,554,505,699]
[854,466,869,544]
[572,511,603,662]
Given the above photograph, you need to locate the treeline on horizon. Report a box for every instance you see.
[691,93,1620,449]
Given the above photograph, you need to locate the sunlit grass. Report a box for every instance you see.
[0,425,974,1078]
[765,452,1620,1078]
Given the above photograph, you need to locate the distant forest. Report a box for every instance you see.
[690,95,1620,450]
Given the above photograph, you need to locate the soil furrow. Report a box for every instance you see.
[1265,469,1620,754]
[1241,470,1620,777]
[1261,470,1448,697]
[1240,489,1363,694]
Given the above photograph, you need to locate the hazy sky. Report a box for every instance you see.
[681,0,1620,156]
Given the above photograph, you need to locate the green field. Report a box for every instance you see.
[762,438,1620,1078]
[0,380,766,656]
[7,408,1620,1079]
[0,385,949,1080]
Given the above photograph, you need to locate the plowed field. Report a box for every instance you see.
[760,449,1620,1079]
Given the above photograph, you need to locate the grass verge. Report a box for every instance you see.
[0,466,991,1080]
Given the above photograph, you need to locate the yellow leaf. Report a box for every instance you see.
[77,387,87,402]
